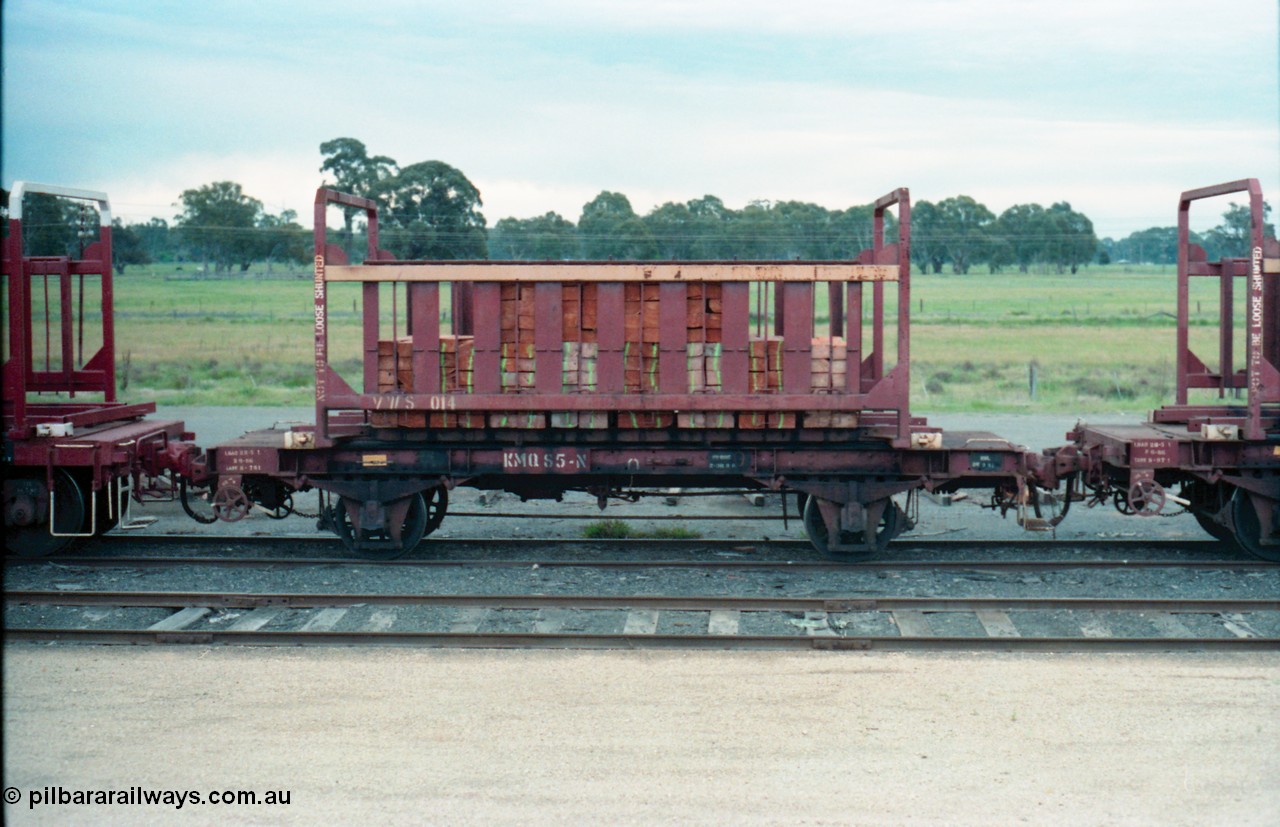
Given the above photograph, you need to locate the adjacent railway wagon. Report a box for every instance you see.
[2,183,202,555]
[203,187,1042,558]
[1038,179,1280,560]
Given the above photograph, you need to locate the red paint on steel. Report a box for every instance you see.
[781,281,813,395]
[845,280,863,395]
[597,283,625,393]
[309,187,917,438]
[409,282,442,395]
[535,282,563,395]
[2,183,206,539]
[472,283,502,395]
[3,190,117,436]
[721,282,750,395]
[659,282,686,395]
[1174,178,1278,440]
[872,188,912,443]
[314,189,385,444]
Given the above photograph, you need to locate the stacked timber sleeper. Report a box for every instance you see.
[374,281,859,429]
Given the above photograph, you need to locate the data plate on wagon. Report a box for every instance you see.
[1129,439,1179,467]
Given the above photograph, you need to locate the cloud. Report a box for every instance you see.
[4,0,1275,238]
[106,152,322,224]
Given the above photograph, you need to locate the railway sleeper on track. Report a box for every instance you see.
[7,593,1278,651]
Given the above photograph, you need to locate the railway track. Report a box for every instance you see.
[12,555,1275,573]
[7,589,1278,651]
[10,536,1273,573]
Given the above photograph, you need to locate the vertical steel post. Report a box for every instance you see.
[97,222,115,402]
[721,283,750,394]
[1220,265,1233,393]
[3,218,30,431]
[472,283,501,395]
[1175,194,1192,405]
[659,282,686,395]
[596,283,625,393]
[845,281,862,396]
[535,282,563,395]
[1246,183,1266,439]
[410,283,441,396]
[781,282,813,394]
[362,282,380,394]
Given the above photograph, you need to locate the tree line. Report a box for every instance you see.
[2,137,1270,274]
[1100,202,1275,265]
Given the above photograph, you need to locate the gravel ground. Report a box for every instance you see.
[4,647,1278,825]
[5,408,1277,825]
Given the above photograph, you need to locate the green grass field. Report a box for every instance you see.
[8,262,1249,412]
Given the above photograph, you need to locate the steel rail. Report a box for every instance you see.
[445,512,787,520]
[78,535,1231,552]
[12,556,1274,573]
[10,591,1275,651]
[6,628,1276,652]
[8,590,1278,613]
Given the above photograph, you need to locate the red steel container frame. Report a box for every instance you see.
[1173,178,1280,441]
[310,187,915,446]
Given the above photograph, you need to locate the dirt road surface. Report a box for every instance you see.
[4,646,1278,825]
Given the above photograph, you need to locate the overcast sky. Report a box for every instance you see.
[4,0,1278,238]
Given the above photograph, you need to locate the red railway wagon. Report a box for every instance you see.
[1038,179,1280,560]
[203,187,1046,558]
[2,183,202,555]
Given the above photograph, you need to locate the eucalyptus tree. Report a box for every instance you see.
[578,191,656,259]
[994,203,1053,273]
[490,212,577,259]
[373,161,488,259]
[908,200,946,274]
[1044,202,1098,274]
[319,138,398,256]
[174,181,264,274]
[934,195,995,275]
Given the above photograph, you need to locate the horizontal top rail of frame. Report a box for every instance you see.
[1187,260,1280,276]
[315,188,378,211]
[9,181,112,225]
[323,261,899,283]
[1180,178,1260,205]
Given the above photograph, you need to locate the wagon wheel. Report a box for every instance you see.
[1232,491,1280,562]
[263,492,294,520]
[1126,480,1166,517]
[1193,510,1236,543]
[1181,483,1237,544]
[423,486,448,536]
[334,493,428,560]
[212,485,252,523]
[802,496,901,562]
[4,469,85,557]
